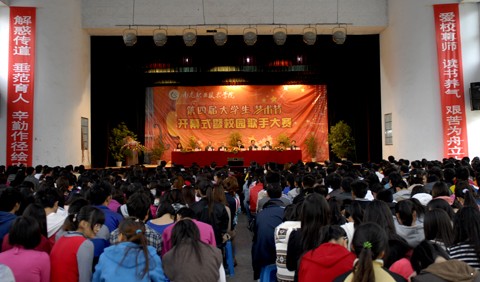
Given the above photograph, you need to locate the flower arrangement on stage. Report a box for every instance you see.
[121,138,146,156]
[230,147,240,154]
[109,122,138,162]
[274,146,285,152]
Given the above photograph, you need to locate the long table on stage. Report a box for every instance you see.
[171,150,303,167]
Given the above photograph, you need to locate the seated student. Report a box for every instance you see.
[290,140,299,150]
[423,209,453,251]
[161,207,216,256]
[0,188,22,247]
[2,203,52,253]
[93,217,167,282]
[163,219,225,282]
[447,207,480,269]
[205,141,215,151]
[87,181,124,233]
[411,240,480,282]
[262,141,273,150]
[299,225,355,282]
[248,140,258,151]
[218,142,228,151]
[34,187,68,242]
[50,206,105,282]
[0,216,50,282]
[111,191,162,255]
[334,222,406,282]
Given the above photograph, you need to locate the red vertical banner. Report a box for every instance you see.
[7,7,36,166]
[433,4,468,159]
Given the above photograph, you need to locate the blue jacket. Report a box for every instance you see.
[0,212,16,246]
[93,242,167,282]
[95,205,123,232]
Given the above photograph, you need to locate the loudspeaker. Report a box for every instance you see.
[471,82,480,111]
[227,157,244,167]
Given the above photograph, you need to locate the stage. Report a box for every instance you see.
[171,150,303,167]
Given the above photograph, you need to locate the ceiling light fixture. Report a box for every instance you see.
[153,28,168,46]
[243,27,257,46]
[183,28,197,47]
[273,27,287,46]
[123,27,137,46]
[303,26,317,45]
[213,28,228,46]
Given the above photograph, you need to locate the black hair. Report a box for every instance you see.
[410,185,427,197]
[127,191,152,220]
[424,209,453,248]
[328,197,346,225]
[300,193,331,251]
[0,187,23,212]
[34,187,61,208]
[410,240,450,274]
[395,199,416,226]
[302,174,316,188]
[326,173,342,190]
[364,200,396,237]
[171,219,205,264]
[23,203,48,238]
[266,183,282,198]
[87,181,112,205]
[456,166,470,181]
[118,217,153,279]
[454,180,479,210]
[341,177,355,193]
[175,207,195,219]
[432,181,450,198]
[453,207,480,257]
[9,216,41,249]
[344,200,364,228]
[319,225,347,244]
[351,223,388,282]
[196,180,215,216]
[64,205,105,233]
[427,198,455,220]
[351,180,369,199]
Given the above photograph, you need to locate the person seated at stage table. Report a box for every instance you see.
[237,140,245,149]
[262,141,273,150]
[248,140,258,151]
[218,142,228,151]
[205,141,215,151]
[174,143,183,152]
[279,142,286,150]
[290,140,299,150]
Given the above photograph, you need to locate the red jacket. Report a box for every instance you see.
[298,242,356,282]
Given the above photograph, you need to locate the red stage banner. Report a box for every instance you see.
[145,85,328,164]
[433,4,468,159]
[6,7,36,166]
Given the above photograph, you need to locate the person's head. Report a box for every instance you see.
[302,174,316,189]
[265,141,270,146]
[237,140,242,145]
[291,140,296,145]
[351,180,369,199]
[127,192,151,221]
[395,199,417,226]
[432,181,450,198]
[351,223,388,282]
[250,140,255,145]
[454,180,479,210]
[34,187,61,210]
[117,217,151,279]
[171,218,204,263]
[410,240,450,274]
[0,187,22,213]
[300,193,331,251]
[424,208,453,247]
[266,183,282,199]
[22,203,48,238]
[326,173,342,190]
[87,181,113,206]
[341,177,354,193]
[175,207,195,221]
[213,184,228,206]
[64,205,105,238]
[364,200,396,237]
[8,216,41,249]
[319,225,348,248]
[222,176,238,196]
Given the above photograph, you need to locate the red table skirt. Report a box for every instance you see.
[171,150,303,167]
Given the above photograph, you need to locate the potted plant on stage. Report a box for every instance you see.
[122,136,146,166]
[150,136,168,165]
[228,132,242,148]
[328,120,355,161]
[108,122,138,167]
[276,133,291,151]
[304,134,318,162]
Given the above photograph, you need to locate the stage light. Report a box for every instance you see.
[153,28,167,46]
[213,28,228,46]
[273,27,287,46]
[243,27,257,46]
[123,28,137,46]
[183,28,197,47]
[303,27,317,45]
[332,27,347,44]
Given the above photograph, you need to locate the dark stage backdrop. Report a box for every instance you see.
[91,34,381,168]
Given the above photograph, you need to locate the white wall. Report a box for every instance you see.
[0,0,91,167]
[380,0,480,161]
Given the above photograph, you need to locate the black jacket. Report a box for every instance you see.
[191,198,229,247]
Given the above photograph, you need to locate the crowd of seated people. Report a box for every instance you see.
[0,155,480,281]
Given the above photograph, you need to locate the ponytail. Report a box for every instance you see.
[353,246,374,282]
[351,223,388,282]
[118,217,152,279]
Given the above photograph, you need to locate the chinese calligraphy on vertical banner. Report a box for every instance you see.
[7,7,36,166]
[433,4,468,159]
[145,85,329,163]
